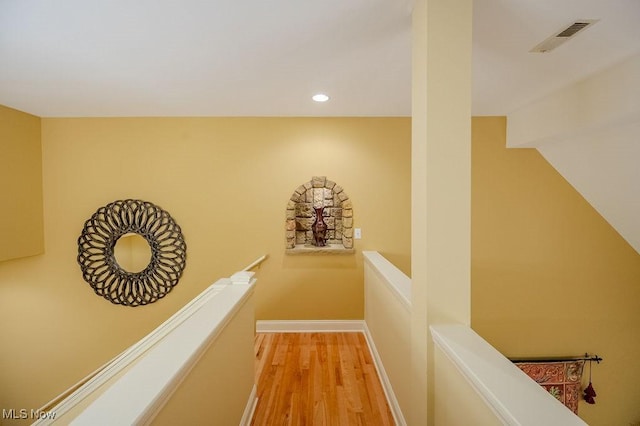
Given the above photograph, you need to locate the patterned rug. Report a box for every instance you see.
[513,360,585,414]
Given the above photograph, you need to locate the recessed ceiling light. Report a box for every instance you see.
[312,94,330,102]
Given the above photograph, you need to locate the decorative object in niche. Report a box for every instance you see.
[285,176,354,254]
[77,199,187,307]
[311,207,328,246]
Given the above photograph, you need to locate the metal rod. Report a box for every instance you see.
[242,254,268,271]
[510,353,603,364]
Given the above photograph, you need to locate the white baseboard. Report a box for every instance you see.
[239,384,258,426]
[255,319,365,333]
[362,323,407,426]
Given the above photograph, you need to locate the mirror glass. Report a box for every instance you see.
[114,233,152,273]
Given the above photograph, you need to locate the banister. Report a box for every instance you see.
[363,251,411,308]
[70,282,255,425]
[33,255,268,424]
[430,324,588,426]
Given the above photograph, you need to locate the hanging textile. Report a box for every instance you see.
[513,360,585,414]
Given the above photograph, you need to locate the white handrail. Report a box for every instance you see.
[34,283,229,424]
[33,255,268,424]
[430,324,588,426]
[71,282,255,425]
[363,251,411,308]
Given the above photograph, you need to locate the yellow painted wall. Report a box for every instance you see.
[0,116,411,420]
[471,116,640,425]
[0,105,44,262]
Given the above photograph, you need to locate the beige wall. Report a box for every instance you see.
[0,105,44,262]
[6,112,635,425]
[0,116,411,419]
[471,116,640,425]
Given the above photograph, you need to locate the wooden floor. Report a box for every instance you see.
[251,332,395,426]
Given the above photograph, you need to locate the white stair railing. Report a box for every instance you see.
[33,255,267,425]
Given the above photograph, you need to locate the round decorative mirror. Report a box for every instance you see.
[113,233,152,273]
[77,199,187,307]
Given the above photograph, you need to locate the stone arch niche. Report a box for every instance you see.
[285,176,354,254]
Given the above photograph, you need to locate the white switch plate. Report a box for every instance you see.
[354,228,362,239]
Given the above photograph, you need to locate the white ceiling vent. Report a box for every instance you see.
[530,19,599,53]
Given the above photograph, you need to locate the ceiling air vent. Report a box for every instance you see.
[530,19,599,53]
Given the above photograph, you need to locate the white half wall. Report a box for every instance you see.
[431,325,587,426]
[507,53,640,254]
[363,251,411,425]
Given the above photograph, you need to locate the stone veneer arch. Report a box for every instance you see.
[285,176,354,253]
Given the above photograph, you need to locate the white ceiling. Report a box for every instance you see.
[473,0,640,115]
[1,0,639,117]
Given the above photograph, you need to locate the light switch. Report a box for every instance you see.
[354,228,362,239]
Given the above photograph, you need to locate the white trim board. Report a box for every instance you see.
[239,385,258,426]
[255,320,406,424]
[255,320,365,333]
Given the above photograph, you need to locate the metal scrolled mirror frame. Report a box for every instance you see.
[77,199,187,307]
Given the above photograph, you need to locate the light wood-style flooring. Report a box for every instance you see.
[251,332,395,426]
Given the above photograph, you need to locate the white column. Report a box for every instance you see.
[411,0,472,424]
